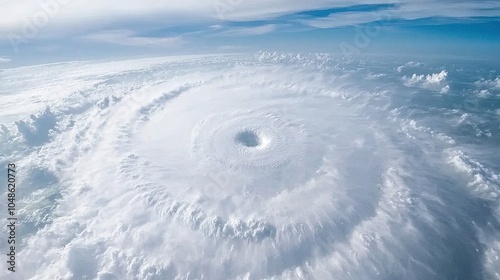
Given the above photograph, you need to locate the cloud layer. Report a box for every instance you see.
[1,0,499,38]
[0,53,498,279]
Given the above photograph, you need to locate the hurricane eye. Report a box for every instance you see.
[235,130,260,147]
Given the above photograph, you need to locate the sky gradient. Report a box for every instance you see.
[0,0,499,65]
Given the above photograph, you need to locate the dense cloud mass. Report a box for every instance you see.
[0,53,499,279]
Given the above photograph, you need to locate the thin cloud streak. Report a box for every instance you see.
[212,24,277,36]
[1,0,499,35]
[81,30,184,47]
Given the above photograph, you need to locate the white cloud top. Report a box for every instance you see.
[0,53,498,279]
[404,70,450,93]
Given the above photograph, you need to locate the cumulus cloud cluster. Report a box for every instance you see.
[403,70,450,93]
[476,77,500,90]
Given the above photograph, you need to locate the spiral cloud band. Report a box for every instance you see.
[0,53,498,279]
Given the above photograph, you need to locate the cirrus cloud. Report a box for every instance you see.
[80,30,184,47]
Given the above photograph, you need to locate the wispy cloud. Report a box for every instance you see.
[301,10,394,28]
[300,2,500,28]
[0,0,499,58]
[0,57,11,63]
[218,45,248,51]
[2,0,499,36]
[81,30,184,47]
[214,24,277,36]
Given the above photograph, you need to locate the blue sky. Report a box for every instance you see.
[0,0,499,65]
